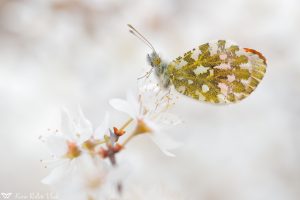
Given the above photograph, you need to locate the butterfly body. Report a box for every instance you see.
[147,51,171,88]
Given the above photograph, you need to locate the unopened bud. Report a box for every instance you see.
[113,127,126,136]
[113,143,123,153]
[98,147,108,158]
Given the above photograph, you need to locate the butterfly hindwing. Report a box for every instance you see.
[167,40,267,103]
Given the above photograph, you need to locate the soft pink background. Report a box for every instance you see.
[0,0,299,199]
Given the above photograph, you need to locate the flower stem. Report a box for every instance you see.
[94,139,106,145]
[120,118,133,131]
[121,119,152,146]
[122,130,138,146]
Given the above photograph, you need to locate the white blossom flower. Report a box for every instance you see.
[52,155,121,200]
[41,107,109,185]
[109,85,182,157]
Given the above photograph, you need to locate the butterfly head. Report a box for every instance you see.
[147,51,161,68]
[128,24,171,88]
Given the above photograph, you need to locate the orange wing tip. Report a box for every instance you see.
[243,48,267,65]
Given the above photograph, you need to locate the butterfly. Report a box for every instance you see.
[128,24,267,104]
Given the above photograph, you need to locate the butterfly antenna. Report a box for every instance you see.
[128,24,156,53]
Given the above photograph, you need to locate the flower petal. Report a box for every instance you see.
[126,91,139,115]
[45,134,68,157]
[77,154,107,176]
[41,160,69,185]
[60,108,75,140]
[159,148,176,157]
[148,132,182,157]
[75,106,93,143]
[94,112,110,139]
[143,118,160,133]
[109,98,136,118]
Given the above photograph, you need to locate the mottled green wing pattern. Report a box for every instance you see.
[167,40,267,103]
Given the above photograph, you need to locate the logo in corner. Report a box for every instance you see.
[1,193,12,199]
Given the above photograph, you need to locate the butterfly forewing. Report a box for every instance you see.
[167,40,267,103]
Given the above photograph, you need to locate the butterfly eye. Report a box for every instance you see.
[153,57,161,66]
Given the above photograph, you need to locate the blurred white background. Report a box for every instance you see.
[0,0,300,199]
